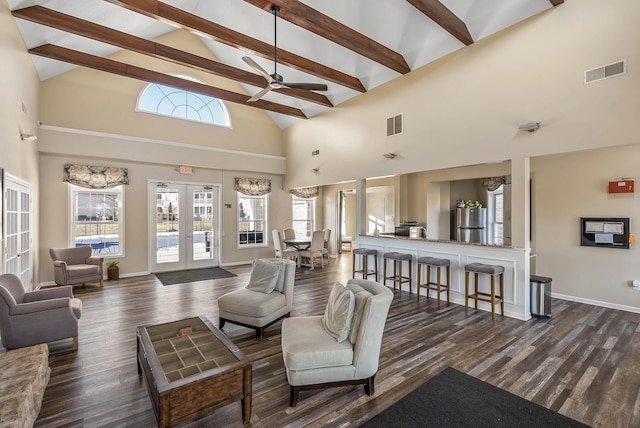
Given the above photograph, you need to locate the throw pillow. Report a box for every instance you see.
[322,282,355,342]
[246,259,281,294]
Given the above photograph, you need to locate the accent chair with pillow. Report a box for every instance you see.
[49,246,104,288]
[0,273,83,350]
[281,279,393,406]
[218,258,296,340]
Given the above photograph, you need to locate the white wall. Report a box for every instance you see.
[0,0,40,288]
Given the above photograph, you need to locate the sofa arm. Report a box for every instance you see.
[52,260,67,269]
[10,298,71,315]
[24,286,74,302]
[86,256,104,266]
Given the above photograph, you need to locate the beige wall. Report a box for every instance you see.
[283,0,640,188]
[0,0,40,288]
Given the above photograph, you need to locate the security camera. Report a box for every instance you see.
[518,122,540,133]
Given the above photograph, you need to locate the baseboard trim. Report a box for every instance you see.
[552,292,640,314]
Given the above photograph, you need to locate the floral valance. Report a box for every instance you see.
[482,176,506,192]
[289,186,319,199]
[234,177,271,196]
[63,164,129,189]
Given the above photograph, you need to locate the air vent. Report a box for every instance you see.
[311,149,319,156]
[386,114,403,136]
[584,60,626,84]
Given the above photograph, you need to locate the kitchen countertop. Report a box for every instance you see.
[361,233,515,249]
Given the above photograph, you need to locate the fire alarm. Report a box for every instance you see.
[608,180,634,193]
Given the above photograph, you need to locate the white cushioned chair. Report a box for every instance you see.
[218,258,296,340]
[272,229,299,263]
[281,279,393,406]
[49,246,104,288]
[299,230,325,269]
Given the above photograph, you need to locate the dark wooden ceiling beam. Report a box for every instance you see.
[244,0,411,75]
[105,0,366,93]
[28,44,307,119]
[406,0,473,46]
[12,6,331,108]
[549,0,564,6]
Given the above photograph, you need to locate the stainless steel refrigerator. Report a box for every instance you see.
[455,207,487,244]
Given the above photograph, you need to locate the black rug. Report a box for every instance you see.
[156,267,236,286]
[362,367,590,428]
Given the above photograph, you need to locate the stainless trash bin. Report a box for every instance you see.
[530,275,552,318]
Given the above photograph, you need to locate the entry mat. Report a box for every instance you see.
[156,267,237,286]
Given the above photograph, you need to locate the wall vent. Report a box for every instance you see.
[584,60,626,84]
[386,114,403,136]
[311,149,319,156]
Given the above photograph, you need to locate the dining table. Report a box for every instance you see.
[283,238,312,250]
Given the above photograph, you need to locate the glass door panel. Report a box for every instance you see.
[3,175,32,289]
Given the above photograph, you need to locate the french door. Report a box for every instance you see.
[3,174,33,289]
[148,181,220,273]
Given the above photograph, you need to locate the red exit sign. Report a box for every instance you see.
[179,165,193,174]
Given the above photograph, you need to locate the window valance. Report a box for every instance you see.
[63,164,129,189]
[482,176,506,192]
[289,186,319,198]
[234,177,271,196]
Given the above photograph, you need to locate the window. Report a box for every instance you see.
[137,76,231,128]
[70,185,124,256]
[292,196,315,238]
[238,194,267,247]
[488,186,504,245]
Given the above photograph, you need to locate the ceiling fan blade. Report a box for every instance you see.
[248,85,273,102]
[283,82,328,91]
[242,56,272,83]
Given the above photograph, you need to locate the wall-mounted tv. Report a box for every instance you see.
[580,217,629,249]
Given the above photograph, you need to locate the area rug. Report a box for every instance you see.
[362,367,589,428]
[156,267,236,286]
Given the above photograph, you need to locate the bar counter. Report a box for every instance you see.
[356,234,532,320]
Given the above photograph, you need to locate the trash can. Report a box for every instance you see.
[530,275,552,318]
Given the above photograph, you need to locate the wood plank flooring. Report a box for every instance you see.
[33,254,640,427]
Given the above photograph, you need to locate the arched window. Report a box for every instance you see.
[136,75,231,128]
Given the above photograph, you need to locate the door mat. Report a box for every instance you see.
[362,367,589,428]
[156,267,236,286]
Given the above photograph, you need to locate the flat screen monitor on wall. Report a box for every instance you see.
[580,217,630,249]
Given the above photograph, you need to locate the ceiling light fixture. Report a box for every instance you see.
[20,133,37,141]
[518,122,540,133]
[383,152,397,159]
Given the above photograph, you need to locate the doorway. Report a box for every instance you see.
[148,181,220,273]
[3,174,33,289]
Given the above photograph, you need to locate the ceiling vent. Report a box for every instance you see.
[584,60,626,84]
[386,114,403,136]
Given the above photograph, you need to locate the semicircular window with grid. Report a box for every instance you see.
[137,75,231,128]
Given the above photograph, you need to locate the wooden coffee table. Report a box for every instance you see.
[136,315,252,427]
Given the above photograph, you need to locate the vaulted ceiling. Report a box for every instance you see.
[9,0,564,128]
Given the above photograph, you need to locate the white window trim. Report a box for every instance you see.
[237,193,268,249]
[68,184,125,258]
[291,195,316,239]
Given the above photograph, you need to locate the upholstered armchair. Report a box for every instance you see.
[49,246,104,287]
[0,273,83,350]
[281,279,393,406]
[218,258,296,340]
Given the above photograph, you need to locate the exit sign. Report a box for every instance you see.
[179,165,193,174]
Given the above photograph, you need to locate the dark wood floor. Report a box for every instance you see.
[34,254,640,427]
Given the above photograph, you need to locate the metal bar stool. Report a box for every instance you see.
[352,248,378,281]
[417,256,450,304]
[465,262,505,319]
[383,252,413,293]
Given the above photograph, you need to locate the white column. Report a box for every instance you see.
[511,156,530,249]
[355,178,367,236]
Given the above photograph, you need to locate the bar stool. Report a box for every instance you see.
[383,252,413,293]
[352,248,378,281]
[465,262,505,319]
[417,256,450,304]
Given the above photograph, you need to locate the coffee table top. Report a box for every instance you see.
[139,315,243,385]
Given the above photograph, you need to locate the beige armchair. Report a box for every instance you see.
[0,273,83,350]
[49,247,104,288]
[218,258,296,340]
[281,279,393,406]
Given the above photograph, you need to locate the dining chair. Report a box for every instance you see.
[283,228,296,248]
[272,229,299,263]
[299,230,325,269]
[322,228,332,261]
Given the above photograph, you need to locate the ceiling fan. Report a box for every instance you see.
[243,5,328,102]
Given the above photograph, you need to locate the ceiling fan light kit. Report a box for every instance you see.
[244,5,327,102]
